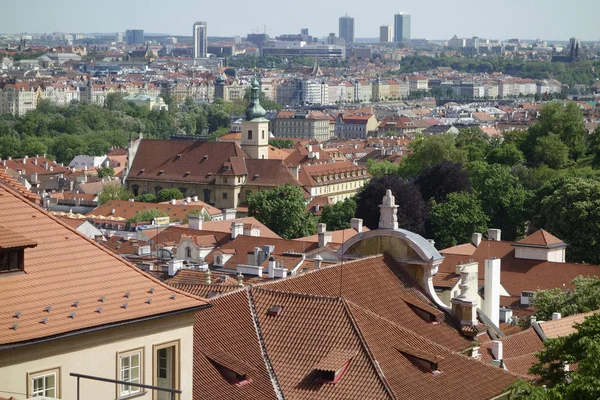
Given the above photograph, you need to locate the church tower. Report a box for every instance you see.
[241,77,269,160]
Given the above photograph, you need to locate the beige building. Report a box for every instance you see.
[298,160,370,203]
[273,110,331,140]
[0,177,208,400]
[0,82,41,116]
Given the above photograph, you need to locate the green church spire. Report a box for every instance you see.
[245,77,267,120]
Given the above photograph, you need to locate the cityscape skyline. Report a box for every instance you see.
[3,0,600,41]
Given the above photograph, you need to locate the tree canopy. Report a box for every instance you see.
[129,208,169,224]
[319,198,357,231]
[414,161,472,203]
[532,276,600,322]
[248,184,316,240]
[98,184,133,205]
[156,188,184,203]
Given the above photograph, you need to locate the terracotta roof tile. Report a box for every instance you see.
[0,225,37,249]
[538,311,598,339]
[0,182,207,347]
[516,229,565,247]
[89,199,221,222]
[0,166,40,203]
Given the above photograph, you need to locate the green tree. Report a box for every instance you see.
[486,143,525,166]
[539,177,600,264]
[0,136,22,158]
[401,134,468,177]
[156,188,184,203]
[129,208,169,223]
[320,198,357,231]
[589,125,600,167]
[366,159,403,177]
[135,193,157,203]
[534,133,571,169]
[97,166,114,178]
[49,135,88,164]
[469,161,532,240]
[269,139,294,149]
[532,276,600,322]
[20,137,48,156]
[98,184,134,204]
[509,313,600,400]
[248,184,316,239]
[87,138,111,156]
[429,192,489,249]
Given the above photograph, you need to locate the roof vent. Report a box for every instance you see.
[219,275,227,282]
[96,307,103,313]
[184,171,191,176]
[41,317,48,324]
[253,174,260,180]
[314,349,357,384]
[11,323,18,330]
[124,292,130,298]
[44,306,52,313]
[176,154,182,159]
[201,155,209,162]
[72,301,79,308]
[267,305,284,317]
[69,312,76,319]
[122,302,128,309]
[99,296,105,303]
[149,288,155,294]
[158,170,164,175]
[146,298,153,304]
[207,291,218,298]
[170,294,177,300]
[13,312,21,319]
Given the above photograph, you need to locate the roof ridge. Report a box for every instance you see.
[0,180,207,305]
[246,288,284,399]
[251,287,343,302]
[341,299,397,400]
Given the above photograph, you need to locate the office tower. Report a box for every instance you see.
[393,12,411,46]
[115,32,123,43]
[339,15,355,44]
[125,29,144,45]
[380,25,392,43]
[193,21,208,58]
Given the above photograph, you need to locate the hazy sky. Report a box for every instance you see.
[2,0,599,41]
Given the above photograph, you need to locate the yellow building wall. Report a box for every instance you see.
[0,312,196,400]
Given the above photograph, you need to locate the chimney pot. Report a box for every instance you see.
[552,312,561,320]
[491,340,503,361]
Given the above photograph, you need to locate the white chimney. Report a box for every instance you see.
[488,229,501,241]
[224,209,237,220]
[314,254,323,269]
[168,259,183,277]
[317,223,331,248]
[231,222,244,239]
[483,258,501,327]
[32,157,38,165]
[267,256,277,278]
[188,214,202,230]
[491,340,503,361]
[552,312,561,320]
[23,155,28,164]
[193,195,199,202]
[350,218,363,233]
[472,232,482,247]
[186,196,191,203]
[171,198,177,205]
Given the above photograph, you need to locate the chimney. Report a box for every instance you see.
[31,172,38,183]
[171,198,177,205]
[350,218,363,233]
[23,155,28,164]
[188,214,202,230]
[168,259,183,277]
[451,261,479,328]
[205,269,212,284]
[483,258,501,327]
[7,156,11,160]
[487,229,501,241]
[32,157,38,165]
[186,196,191,203]
[491,340,503,361]
[224,209,237,220]
[253,247,261,265]
[288,165,299,180]
[1,160,5,167]
[472,233,482,247]
[237,272,244,286]
[552,312,561,320]
[378,189,398,229]
[193,195,199,202]
[267,256,277,278]
[314,254,323,269]
[231,222,244,239]
[317,223,331,248]
[531,316,537,324]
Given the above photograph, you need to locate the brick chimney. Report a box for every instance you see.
[472,232,482,247]
[231,222,244,239]
[317,223,331,248]
[483,258,501,327]
[487,229,501,241]
[350,218,363,233]
[188,214,202,230]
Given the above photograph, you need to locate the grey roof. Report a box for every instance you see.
[396,228,443,261]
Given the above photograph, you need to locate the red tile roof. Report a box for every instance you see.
[516,229,565,247]
[0,181,208,347]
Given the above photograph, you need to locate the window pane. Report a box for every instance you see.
[46,387,56,397]
[131,354,139,368]
[45,374,55,389]
[131,365,139,381]
[122,356,130,369]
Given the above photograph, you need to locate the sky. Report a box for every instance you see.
[2,0,600,41]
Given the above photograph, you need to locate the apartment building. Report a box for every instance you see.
[0,82,41,116]
[273,110,331,140]
[298,160,370,203]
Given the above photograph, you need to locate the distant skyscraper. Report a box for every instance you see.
[393,12,411,46]
[125,29,144,45]
[115,32,123,43]
[380,25,392,43]
[193,21,208,58]
[339,15,355,44]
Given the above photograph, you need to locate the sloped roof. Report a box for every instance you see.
[88,200,221,222]
[538,311,598,339]
[0,165,40,203]
[127,139,247,184]
[515,229,565,248]
[244,158,301,187]
[0,182,208,348]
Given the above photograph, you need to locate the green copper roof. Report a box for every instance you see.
[245,77,266,120]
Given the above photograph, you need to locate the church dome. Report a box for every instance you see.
[245,77,266,120]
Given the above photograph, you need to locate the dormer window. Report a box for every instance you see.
[395,344,443,374]
[0,226,37,274]
[521,291,535,305]
[203,347,252,386]
[314,349,357,384]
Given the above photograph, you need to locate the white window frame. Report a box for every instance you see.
[117,348,144,399]
[28,367,60,398]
